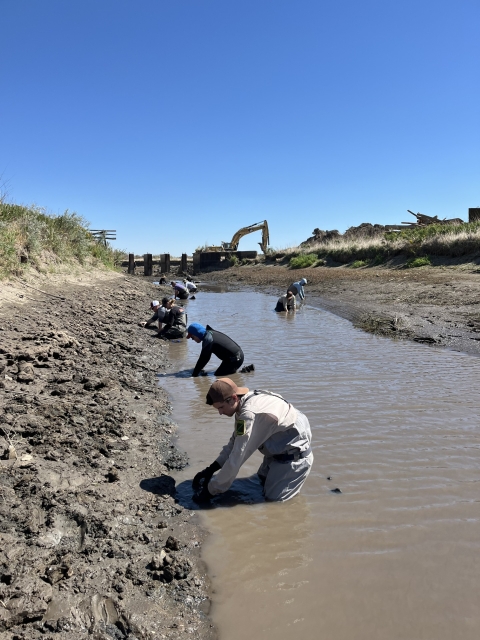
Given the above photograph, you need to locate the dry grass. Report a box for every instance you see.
[0,203,125,279]
[271,222,480,266]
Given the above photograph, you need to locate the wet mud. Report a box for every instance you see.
[0,273,214,640]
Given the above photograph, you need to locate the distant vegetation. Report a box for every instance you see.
[289,253,318,269]
[271,221,480,268]
[0,202,125,279]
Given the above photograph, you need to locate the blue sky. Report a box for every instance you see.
[1,0,479,255]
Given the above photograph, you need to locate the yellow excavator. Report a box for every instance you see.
[204,220,270,254]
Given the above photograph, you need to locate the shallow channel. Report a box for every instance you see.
[158,284,480,640]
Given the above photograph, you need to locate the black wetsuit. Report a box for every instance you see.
[192,325,244,377]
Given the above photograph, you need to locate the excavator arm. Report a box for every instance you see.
[222,220,270,254]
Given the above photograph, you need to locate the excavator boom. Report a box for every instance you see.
[222,220,270,253]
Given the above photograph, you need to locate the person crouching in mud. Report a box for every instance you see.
[187,322,253,376]
[158,297,187,339]
[192,378,314,503]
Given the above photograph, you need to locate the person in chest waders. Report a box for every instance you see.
[192,378,314,503]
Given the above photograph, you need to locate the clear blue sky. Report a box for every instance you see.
[1,0,479,255]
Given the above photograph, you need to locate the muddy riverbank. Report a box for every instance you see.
[0,271,214,640]
[199,261,480,357]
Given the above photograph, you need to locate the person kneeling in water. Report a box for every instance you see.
[275,291,296,312]
[187,322,248,376]
[192,378,314,503]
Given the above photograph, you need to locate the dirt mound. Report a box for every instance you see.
[301,223,386,246]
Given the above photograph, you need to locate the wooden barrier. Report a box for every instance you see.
[144,254,153,276]
[469,208,480,223]
[160,254,170,273]
[128,254,135,274]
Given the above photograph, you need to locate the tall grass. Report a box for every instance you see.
[272,222,480,266]
[0,203,125,279]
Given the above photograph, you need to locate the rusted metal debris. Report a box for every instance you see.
[385,211,464,231]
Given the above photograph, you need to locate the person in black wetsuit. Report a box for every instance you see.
[187,322,245,377]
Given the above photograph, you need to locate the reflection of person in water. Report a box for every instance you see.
[187,323,244,376]
[192,378,313,503]
[275,291,296,312]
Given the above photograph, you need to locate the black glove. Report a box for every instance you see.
[192,461,221,491]
[193,485,214,504]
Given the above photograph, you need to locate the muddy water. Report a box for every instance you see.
[158,286,480,640]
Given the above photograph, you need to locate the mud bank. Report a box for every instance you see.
[0,272,214,640]
[199,262,480,357]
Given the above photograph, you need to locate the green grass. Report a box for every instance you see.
[289,253,318,269]
[0,202,125,279]
[350,259,369,268]
[406,256,432,268]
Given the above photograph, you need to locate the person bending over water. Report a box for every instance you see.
[187,322,246,376]
[192,378,314,503]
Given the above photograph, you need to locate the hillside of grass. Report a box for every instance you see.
[0,203,125,279]
[270,222,480,268]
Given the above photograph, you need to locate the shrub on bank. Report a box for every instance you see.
[0,202,125,278]
[350,260,369,268]
[289,253,318,269]
[406,256,432,268]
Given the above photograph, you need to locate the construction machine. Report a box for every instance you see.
[204,220,270,254]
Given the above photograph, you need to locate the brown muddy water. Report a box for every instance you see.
[158,285,480,640]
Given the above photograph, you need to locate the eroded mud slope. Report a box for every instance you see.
[0,273,215,640]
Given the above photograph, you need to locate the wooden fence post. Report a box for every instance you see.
[128,254,135,274]
[181,253,187,272]
[160,254,170,273]
[144,254,153,276]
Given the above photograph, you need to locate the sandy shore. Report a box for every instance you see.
[0,270,214,640]
[199,262,480,357]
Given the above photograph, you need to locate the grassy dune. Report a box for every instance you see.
[0,203,124,279]
[274,222,480,268]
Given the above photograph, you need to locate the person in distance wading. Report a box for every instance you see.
[171,281,189,300]
[275,291,296,312]
[287,277,307,303]
[192,378,313,503]
[187,323,253,377]
[183,278,198,294]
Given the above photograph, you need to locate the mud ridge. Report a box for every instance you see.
[0,273,215,640]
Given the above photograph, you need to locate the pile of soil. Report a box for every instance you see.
[0,273,214,640]
[199,261,480,357]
